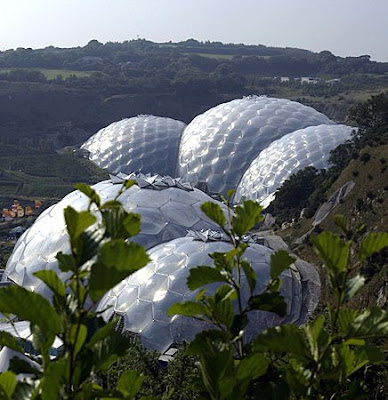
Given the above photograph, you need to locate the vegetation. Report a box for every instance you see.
[270,93,388,225]
[0,39,387,160]
[0,181,385,399]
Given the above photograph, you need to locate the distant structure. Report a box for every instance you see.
[300,77,320,84]
[81,115,186,177]
[177,95,333,195]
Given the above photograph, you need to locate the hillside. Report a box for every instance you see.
[274,143,387,312]
[0,39,387,155]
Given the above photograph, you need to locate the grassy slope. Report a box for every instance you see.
[0,68,95,80]
[277,144,387,309]
[0,150,109,203]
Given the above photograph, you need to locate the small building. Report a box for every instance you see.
[300,77,320,84]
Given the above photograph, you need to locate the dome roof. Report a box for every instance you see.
[177,96,333,195]
[4,174,228,296]
[235,124,355,207]
[81,115,186,177]
[98,233,308,352]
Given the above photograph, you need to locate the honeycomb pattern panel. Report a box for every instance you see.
[177,96,333,195]
[98,236,304,353]
[4,175,228,296]
[235,124,355,207]
[81,115,186,177]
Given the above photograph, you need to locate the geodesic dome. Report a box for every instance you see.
[234,124,356,207]
[98,231,310,353]
[177,96,333,195]
[4,174,228,296]
[81,115,186,176]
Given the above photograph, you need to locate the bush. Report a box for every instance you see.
[0,184,386,400]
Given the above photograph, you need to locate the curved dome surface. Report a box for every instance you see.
[4,174,228,296]
[177,96,333,195]
[81,115,186,176]
[98,234,306,352]
[235,124,355,208]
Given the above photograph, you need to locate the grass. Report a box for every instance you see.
[184,52,271,60]
[0,68,95,80]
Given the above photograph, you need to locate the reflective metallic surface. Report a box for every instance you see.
[99,235,306,353]
[235,124,355,207]
[4,175,228,295]
[81,115,186,176]
[177,96,333,195]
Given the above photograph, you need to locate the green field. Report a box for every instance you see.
[0,68,95,80]
[185,52,271,60]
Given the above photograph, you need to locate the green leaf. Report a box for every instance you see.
[57,252,76,273]
[40,359,66,400]
[344,275,365,301]
[362,344,385,364]
[304,315,329,362]
[231,313,249,338]
[253,325,307,356]
[33,270,66,298]
[0,286,61,334]
[187,266,228,291]
[210,250,238,272]
[101,207,141,240]
[338,308,358,335]
[213,285,236,328]
[227,189,236,200]
[334,214,350,236]
[68,324,87,357]
[188,333,235,399]
[86,319,116,349]
[122,179,137,190]
[12,382,37,400]
[236,353,268,381]
[0,371,16,399]
[92,330,131,372]
[117,370,144,398]
[359,232,388,260]
[74,183,101,207]
[270,250,295,280]
[0,332,23,353]
[186,330,230,356]
[232,200,264,236]
[122,213,141,238]
[89,240,149,301]
[249,292,287,317]
[348,307,388,339]
[79,224,105,266]
[200,202,226,227]
[30,323,55,367]
[241,260,256,293]
[167,302,209,318]
[312,232,350,274]
[64,206,96,241]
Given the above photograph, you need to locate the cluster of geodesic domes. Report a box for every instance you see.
[81,95,355,204]
[4,95,354,352]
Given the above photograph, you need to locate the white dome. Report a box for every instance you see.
[81,115,186,177]
[98,233,308,352]
[235,124,355,207]
[177,96,333,195]
[4,174,228,296]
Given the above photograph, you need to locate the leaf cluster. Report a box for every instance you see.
[168,197,388,400]
[0,181,153,399]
